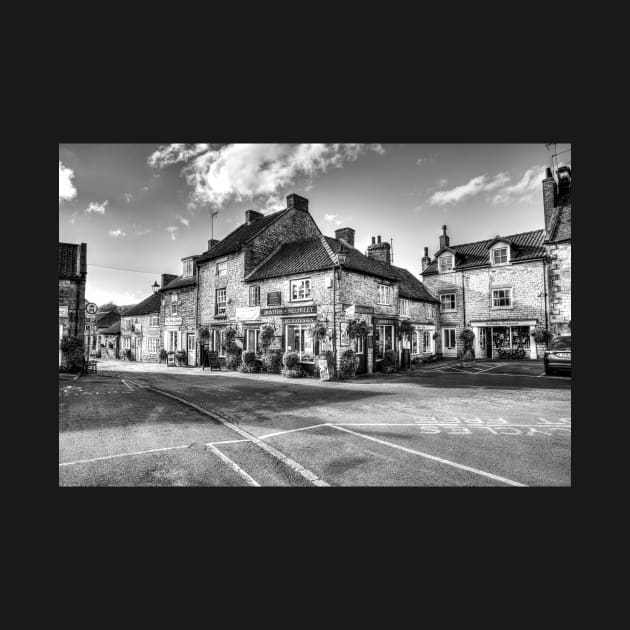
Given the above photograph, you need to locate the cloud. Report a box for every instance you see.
[86,200,108,214]
[148,143,385,208]
[69,211,79,224]
[491,165,546,205]
[59,161,77,205]
[416,157,424,165]
[141,186,149,192]
[176,215,190,228]
[109,229,126,238]
[87,288,147,309]
[123,193,133,203]
[324,214,338,222]
[428,172,510,206]
[166,226,179,240]
[439,178,448,188]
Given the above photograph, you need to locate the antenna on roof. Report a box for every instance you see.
[211,210,219,241]
[390,238,394,264]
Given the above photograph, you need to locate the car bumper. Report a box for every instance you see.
[544,359,571,372]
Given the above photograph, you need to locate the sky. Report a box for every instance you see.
[59,143,571,308]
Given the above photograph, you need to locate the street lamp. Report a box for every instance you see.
[152,281,160,294]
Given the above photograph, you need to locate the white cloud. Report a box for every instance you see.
[416,157,424,165]
[109,229,126,238]
[86,200,108,214]
[428,172,510,206]
[141,186,149,192]
[69,211,79,224]
[166,226,179,240]
[491,165,546,205]
[123,193,133,203]
[324,214,338,222]
[148,143,385,208]
[87,288,146,309]
[439,178,448,188]
[176,215,190,228]
[59,161,77,205]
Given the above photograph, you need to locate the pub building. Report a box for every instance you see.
[194,193,439,374]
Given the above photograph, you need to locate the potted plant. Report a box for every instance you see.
[398,319,415,340]
[122,348,132,361]
[460,328,475,367]
[197,325,210,342]
[259,324,276,353]
[261,348,283,374]
[238,350,260,373]
[312,322,329,341]
[225,346,242,370]
[282,351,304,378]
[382,349,397,374]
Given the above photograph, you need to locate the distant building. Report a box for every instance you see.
[59,242,87,365]
[121,282,163,362]
[542,165,571,336]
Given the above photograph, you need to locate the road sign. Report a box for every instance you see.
[86,302,98,315]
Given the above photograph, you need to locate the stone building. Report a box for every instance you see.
[194,193,438,374]
[542,165,571,336]
[59,242,87,366]
[421,226,548,360]
[121,285,162,362]
[160,261,199,366]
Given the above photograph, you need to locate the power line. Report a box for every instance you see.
[86,263,169,275]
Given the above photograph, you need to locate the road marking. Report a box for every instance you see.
[59,444,191,467]
[121,379,135,391]
[258,424,329,440]
[205,439,251,446]
[206,444,260,486]
[144,386,330,487]
[327,424,528,487]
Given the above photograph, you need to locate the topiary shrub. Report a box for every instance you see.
[282,351,303,377]
[262,349,283,374]
[382,349,397,373]
[339,349,358,379]
[225,346,242,370]
[259,324,276,352]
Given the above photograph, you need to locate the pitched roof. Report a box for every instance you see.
[196,209,291,263]
[389,265,439,303]
[547,201,571,243]
[95,311,120,329]
[245,236,398,282]
[422,229,546,275]
[99,321,120,335]
[124,292,161,316]
[162,276,196,291]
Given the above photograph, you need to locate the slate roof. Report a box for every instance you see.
[245,236,398,282]
[546,201,571,243]
[95,311,121,330]
[389,265,439,303]
[99,321,121,335]
[196,209,291,263]
[422,229,546,275]
[124,292,161,316]
[162,276,196,291]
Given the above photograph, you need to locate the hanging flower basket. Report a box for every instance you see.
[347,319,370,339]
[533,327,552,344]
[259,324,276,351]
[398,320,415,339]
[197,325,210,341]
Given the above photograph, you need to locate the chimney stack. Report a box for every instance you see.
[421,246,431,272]
[439,225,450,250]
[371,236,376,245]
[207,239,219,251]
[286,193,309,212]
[367,235,391,266]
[542,167,558,235]
[245,209,264,224]
[161,273,178,289]
[334,227,355,247]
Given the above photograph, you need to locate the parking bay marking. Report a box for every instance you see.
[327,424,527,487]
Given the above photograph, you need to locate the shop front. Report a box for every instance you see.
[162,316,197,366]
[373,317,398,371]
[469,320,538,360]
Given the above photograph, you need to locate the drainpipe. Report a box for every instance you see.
[542,256,549,331]
[332,264,337,378]
[196,263,201,366]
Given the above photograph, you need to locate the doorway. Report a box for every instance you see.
[479,328,492,359]
[443,327,457,357]
[187,333,196,366]
[355,334,367,374]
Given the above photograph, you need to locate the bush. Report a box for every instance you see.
[382,350,397,373]
[225,346,242,370]
[339,349,358,379]
[60,336,84,372]
[242,350,257,366]
[262,349,283,374]
[282,351,300,370]
[122,348,131,360]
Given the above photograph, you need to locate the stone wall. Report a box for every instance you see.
[546,242,571,335]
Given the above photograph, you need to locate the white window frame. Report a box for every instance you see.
[443,327,456,349]
[377,284,392,305]
[400,298,410,316]
[491,244,510,266]
[440,293,456,312]
[149,314,159,327]
[211,329,226,357]
[249,285,261,307]
[491,287,513,309]
[216,288,227,315]
[245,328,260,354]
[147,337,159,354]
[290,278,311,302]
[167,330,178,352]
[284,323,315,362]
[423,330,432,352]
[376,324,395,359]
[216,261,227,277]
[439,254,454,272]
[171,293,178,316]
[183,259,194,277]
[427,304,433,319]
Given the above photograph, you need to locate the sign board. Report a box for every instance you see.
[164,317,182,327]
[167,352,176,366]
[284,317,317,325]
[318,359,330,381]
[85,302,98,315]
[374,318,398,326]
[235,306,261,321]
[261,305,317,316]
[59,306,68,317]
[203,350,222,371]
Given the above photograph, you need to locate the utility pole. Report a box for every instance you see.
[211,211,219,241]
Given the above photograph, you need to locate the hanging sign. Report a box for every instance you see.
[164,317,182,327]
[284,317,317,325]
[59,306,68,317]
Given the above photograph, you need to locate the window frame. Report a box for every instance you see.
[183,259,194,277]
[149,314,159,327]
[147,337,159,354]
[377,284,392,306]
[249,285,261,307]
[267,291,282,306]
[439,254,454,273]
[440,293,456,312]
[284,323,315,362]
[491,287,513,309]
[289,277,312,302]
[170,293,178,316]
[400,298,410,316]
[215,288,227,315]
[490,244,510,266]
[216,261,227,277]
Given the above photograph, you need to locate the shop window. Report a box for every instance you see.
[492,288,512,308]
[440,293,456,311]
[216,261,227,277]
[378,285,392,305]
[216,289,227,315]
[290,278,311,301]
[246,329,260,354]
[511,326,530,349]
[267,291,281,306]
[375,325,394,360]
[211,329,226,357]
[167,331,178,352]
[439,255,454,272]
[423,331,431,351]
[285,324,314,362]
[249,286,260,307]
[147,337,159,354]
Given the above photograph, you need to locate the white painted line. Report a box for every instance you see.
[59,444,191,467]
[258,424,329,440]
[121,379,135,391]
[205,439,252,446]
[207,444,260,487]
[145,386,330,487]
[327,424,528,487]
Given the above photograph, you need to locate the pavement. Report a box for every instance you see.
[59,358,571,487]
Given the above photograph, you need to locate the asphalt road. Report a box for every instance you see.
[59,361,571,487]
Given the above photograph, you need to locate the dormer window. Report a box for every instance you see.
[492,247,508,265]
[183,259,194,277]
[488,239,512,266]
[439,254,454,272]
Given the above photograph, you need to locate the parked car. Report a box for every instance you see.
[544,335,571,375]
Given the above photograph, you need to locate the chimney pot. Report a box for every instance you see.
[545,167,553,178]
[439,226,450,250]
[371,236,376,245]
[286,193,309,212]
[245,209,264,224]
[424,246,428,256]
[377,235,381,244]
[207,239,219,251]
